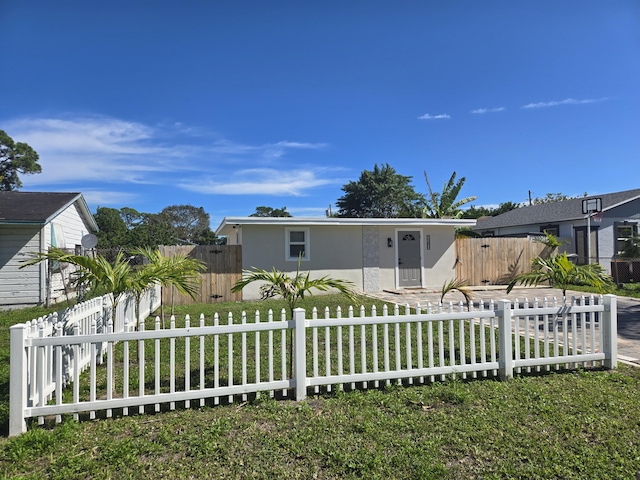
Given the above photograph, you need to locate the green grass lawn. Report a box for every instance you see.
[1,295,640,479]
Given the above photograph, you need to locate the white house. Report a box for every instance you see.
[473,188,640,275]
[0,192,98,309]
[215,217,476,300]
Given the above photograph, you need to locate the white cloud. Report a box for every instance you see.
[521,97,610,109]
[471,107,505,114]
[5,114,329,189]
[80,189,140,206]
[179,168,340,196]
[417,113,451,120]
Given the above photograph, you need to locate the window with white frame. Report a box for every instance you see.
[286,227,310,261]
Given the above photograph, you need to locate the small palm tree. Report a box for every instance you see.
[231,259,357,377]
[440,278,474,306]
[128,247,205,325]
[21,247,132,323]
[507,252,614,301]
[21,247,205,326]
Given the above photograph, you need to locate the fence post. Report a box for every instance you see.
[497,300,513,380]
[602,294,617,369]
[9,323,28,436]
[293,308,307,401]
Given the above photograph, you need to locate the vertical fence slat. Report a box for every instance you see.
[170,316,176,410]
[214,313,220,405]
[185,315,191,409]
[123,318,130,416]
[405,305,413,385]
[139,319,145,414]
[348,306,355,390]
[228,313,234,403]
[241,312,247,402]
[155,316,161,412]
[200,314,205,407]
[267,310,273,398]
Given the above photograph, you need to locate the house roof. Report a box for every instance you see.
[474,188,640,230]
[0,191,98,231]
[216,216,476,236]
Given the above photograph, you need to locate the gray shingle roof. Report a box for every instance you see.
[0,191,86,224]
[474,188,640,230]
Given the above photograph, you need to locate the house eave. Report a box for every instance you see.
[215,216,476,236]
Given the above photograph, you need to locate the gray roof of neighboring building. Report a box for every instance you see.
[474,188,640,230]
[0,191,98,231]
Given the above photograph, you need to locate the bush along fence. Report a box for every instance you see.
[9,293,617,436]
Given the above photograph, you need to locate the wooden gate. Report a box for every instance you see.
[159,245,242,305]
[455,237,564,286]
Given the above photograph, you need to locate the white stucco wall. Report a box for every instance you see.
[235,222,460,300]
[239,224,365,300]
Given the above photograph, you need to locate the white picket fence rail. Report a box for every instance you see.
[9,293,617,436]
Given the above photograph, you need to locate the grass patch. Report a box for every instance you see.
[1,295,639,478]
[569,282,640,299]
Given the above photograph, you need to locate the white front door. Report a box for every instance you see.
[397,230,422,287]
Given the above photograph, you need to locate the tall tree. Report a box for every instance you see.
[128,213,176,247]
[462,201,520,219]
[0,129,42,191]
[336,164,425,218]
[423,171,477,219]
[530,192,588,205]
[159,204,215,245]
[94,207,129,248]
[250,206,292,217]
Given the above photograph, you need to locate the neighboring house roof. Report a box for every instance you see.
[216,216,476,236]
[475,188,640,231]
[0,191,98,231]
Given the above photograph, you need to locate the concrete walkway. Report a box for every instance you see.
[366,286,640,365]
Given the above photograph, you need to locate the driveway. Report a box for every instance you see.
[367,286,640,365]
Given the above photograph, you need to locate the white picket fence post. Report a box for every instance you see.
[293,308,307,401]
[602,294,617,369]
[9,323,29,436]
[497,300,513,380]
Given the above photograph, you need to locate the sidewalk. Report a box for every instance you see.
[366,286,640,366]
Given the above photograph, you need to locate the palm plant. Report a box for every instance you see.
[506,252,614,300]
[21,247,205,326]
[423,171,477,219]
[440,278,474,306]
[128,247,205,325]
[231,259,357,377]
[21,248,133,324]
[620,233,640,259]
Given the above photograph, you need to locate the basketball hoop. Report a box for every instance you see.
[591,211,603,223]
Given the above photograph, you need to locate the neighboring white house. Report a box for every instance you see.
[473,188,640,272]
[0,192,98,309]
[215,217,476,300]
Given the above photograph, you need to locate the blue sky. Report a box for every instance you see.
[2,1,639,228]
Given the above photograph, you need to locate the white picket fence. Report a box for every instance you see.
[9,285,161,435]
[9,293,617,436]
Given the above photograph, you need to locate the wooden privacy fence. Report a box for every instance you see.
[455,237,569,286]
[10,294,617,436]
[159,245,242,305]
